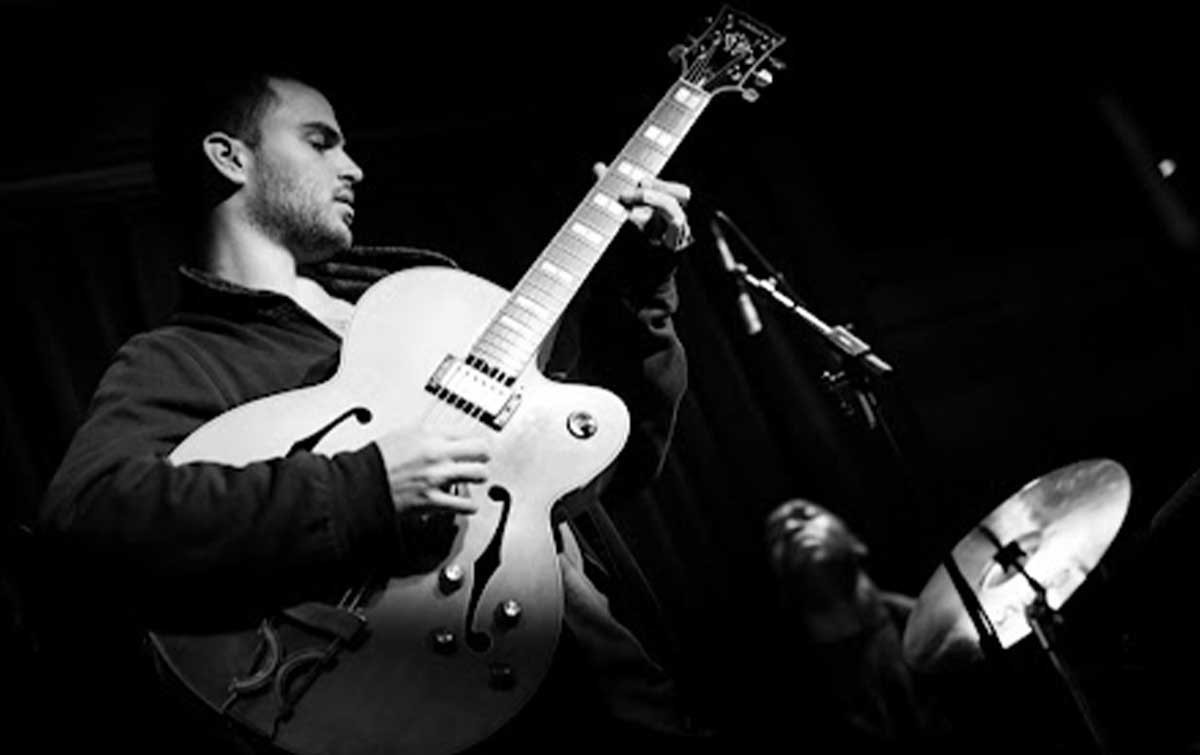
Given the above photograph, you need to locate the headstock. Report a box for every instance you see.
[669,6,786,102]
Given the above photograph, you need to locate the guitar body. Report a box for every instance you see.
[151,266,631,755]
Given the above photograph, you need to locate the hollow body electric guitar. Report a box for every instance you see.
[151,8,784,755]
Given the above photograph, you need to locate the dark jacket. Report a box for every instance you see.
[38,243,691,752]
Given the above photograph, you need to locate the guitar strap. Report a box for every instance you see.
[218,599,370,742]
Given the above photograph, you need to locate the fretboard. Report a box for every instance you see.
[468,80,712,378]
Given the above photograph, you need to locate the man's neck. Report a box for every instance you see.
[789,573,891,644]
[203,215,301,298]
[202,211,355,336]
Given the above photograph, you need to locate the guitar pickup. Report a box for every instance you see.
[425,355,522,430]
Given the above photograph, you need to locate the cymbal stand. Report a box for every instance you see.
[942,551,1006,666]
[978,526,1116,755]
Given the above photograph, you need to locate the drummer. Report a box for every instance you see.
[763,499,952,752]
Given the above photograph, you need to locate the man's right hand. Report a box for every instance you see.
[375,429,491,516]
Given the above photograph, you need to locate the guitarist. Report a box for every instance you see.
[39,68,703,754]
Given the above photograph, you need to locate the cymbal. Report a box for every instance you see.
[902,459,1130,672]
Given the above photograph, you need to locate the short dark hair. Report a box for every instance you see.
[151,69,282,228]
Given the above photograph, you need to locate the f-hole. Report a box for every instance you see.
[287,408,373,456]
[465,485,512,652]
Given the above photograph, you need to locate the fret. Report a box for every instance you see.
[638,119,681,158]
[523,274,569,304]
[479,346,533,373]
[672,83,706,110]
[499,313,543,339]
[542,245,588,276]
[554,232,597,259]
[488,328,535,363]
[567,220,607,248]
[590,191,629,222]
[539,249,588,277]
[496,305,539,331]
[469,78,717,371]
[521,272,570,301]
[554,232,602,263]
[613,159,651,185]
[598,172,638,198]
[497,307,546,337]
[618,144,668,175]
[475,337,523,365]
[574,203,624,237]
[490,328,533,357]
[641,123,677,151]
[512,294,552,321]
[472,343,505,363]
[650,101,693,133]
[537,259,577,285]
[655,97,707,135]
[511,286,559,311]
[497,306,540,334]
[471,345,520,375]
[510,284,565,318]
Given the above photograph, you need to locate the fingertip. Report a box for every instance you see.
[592,162,607,179]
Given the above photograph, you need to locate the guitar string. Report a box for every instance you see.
[410,59,727,513]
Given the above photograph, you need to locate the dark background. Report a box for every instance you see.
[4,4,1200,752]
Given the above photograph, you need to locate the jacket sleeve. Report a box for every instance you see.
[546,238,688,501]
[38,330,397,615]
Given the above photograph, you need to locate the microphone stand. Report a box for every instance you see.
[730,262,920,496]
[712,210,897,444]
[733,262,892,375]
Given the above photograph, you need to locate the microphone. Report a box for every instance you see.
[710,216,763,335]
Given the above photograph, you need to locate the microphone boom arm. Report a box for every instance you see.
[733,263,894,377]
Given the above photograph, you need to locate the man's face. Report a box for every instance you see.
[243,78,363,263]
[765,500,867,585]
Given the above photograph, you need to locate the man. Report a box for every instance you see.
[763,499,949,753]
[39,70,700,754]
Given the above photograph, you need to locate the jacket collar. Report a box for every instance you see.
[177,245,458,314]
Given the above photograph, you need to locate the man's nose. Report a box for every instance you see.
[340,151,364,184]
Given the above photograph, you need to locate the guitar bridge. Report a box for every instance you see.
[425,355,522,430]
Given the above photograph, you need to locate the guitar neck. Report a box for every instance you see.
[468,80,712,379]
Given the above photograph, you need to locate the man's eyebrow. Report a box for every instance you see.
[300,122,345,146]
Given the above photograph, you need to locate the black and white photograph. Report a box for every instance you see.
[3,4,1198,753]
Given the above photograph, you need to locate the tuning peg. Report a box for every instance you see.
[741,89,761,103]
[668,44,686,62]
[753,70,774,87]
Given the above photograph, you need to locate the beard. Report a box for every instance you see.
[244,153,352,264]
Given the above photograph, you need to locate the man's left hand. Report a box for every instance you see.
[593,162,694,252]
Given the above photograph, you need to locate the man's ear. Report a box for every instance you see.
[201,132,251,185]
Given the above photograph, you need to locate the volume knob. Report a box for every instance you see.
[430,628,457,655]
[489,662,516,690]
[439,564,465,594]
[566,411,598,439]
[495,599,523,628]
